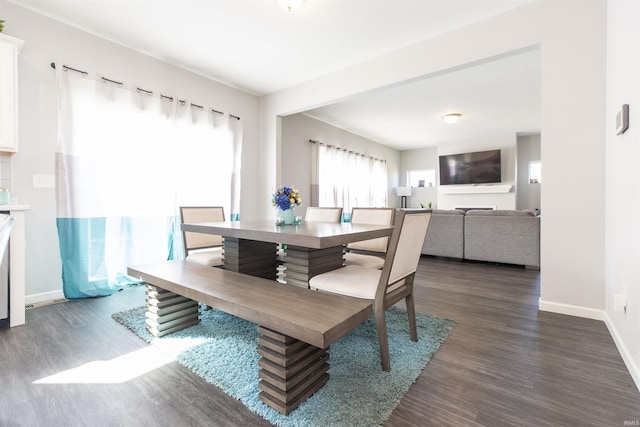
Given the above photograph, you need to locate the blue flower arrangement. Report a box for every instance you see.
[272,186,301,211]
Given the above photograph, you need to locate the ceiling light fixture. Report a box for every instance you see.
[277,0,304,12]
[442,113,462,124]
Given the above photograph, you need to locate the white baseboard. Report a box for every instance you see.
[538,298,605,321]
[25,290,66,306]
[604,312,640,393]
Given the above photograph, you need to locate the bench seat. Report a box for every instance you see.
[127,260,373,414]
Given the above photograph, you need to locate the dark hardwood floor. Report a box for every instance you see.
[1,257,638,426]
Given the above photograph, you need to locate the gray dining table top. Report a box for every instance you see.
[182,219,393,249]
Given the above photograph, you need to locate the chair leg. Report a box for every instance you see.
[375,309,391,371]
[406,293,418,342]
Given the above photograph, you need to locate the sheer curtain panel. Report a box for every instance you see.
[55,66,242,298]
[314,143,388,221]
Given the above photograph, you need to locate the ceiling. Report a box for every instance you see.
[9,0,541,150]
[305,48,540,150]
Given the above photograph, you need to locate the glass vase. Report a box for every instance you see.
[277,207,296,225]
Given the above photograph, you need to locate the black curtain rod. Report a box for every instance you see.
[103,77,123,86]
[50,61,241,121]
[50,62,88,76]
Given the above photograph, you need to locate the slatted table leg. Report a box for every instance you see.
[282,245,345,288]
[257,326,330,415]
[145,284,200,337]
[222,237,279,280]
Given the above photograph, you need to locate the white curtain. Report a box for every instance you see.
[55,66,242,298]
[315,143,388,221]
[370,156,388,207]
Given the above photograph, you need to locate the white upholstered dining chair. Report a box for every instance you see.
[304,207,343,223]
[180,206,225,267]
[309,209,431,371]
[344,207,395,270]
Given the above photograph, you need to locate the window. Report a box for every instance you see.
[408,169,436,188]
[529,161,541,184]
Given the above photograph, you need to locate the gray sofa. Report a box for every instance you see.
[421,209,465,259]
[422,209,540,268]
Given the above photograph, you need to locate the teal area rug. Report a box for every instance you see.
[112,305,455,426]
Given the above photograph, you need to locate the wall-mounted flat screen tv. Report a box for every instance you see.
[439,149,501,185]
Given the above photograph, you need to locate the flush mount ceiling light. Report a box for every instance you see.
[277,0,304,12]
[442,113,462,124]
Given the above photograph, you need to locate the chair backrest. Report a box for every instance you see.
[347,208,395,253]
[180,206,225,254]
[376,210,431,300]
[304,207,343,223]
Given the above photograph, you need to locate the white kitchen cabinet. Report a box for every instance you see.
[0,34,25,153]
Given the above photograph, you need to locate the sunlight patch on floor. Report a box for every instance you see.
[33,337,206,384]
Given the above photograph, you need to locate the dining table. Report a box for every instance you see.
[181,219,394,288]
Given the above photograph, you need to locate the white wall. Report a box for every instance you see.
[516,134,541,212]
[605,0,640,390]
[537,4,607,320]
[262,1,607,317]
[281,114,401,212]
[2,2,261,302]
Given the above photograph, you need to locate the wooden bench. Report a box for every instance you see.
[127,260,372,415]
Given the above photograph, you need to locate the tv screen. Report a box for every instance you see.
[439,149,501,185]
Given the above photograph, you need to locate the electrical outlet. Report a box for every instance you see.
[614,293,627,313]
[33,174,56,188]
